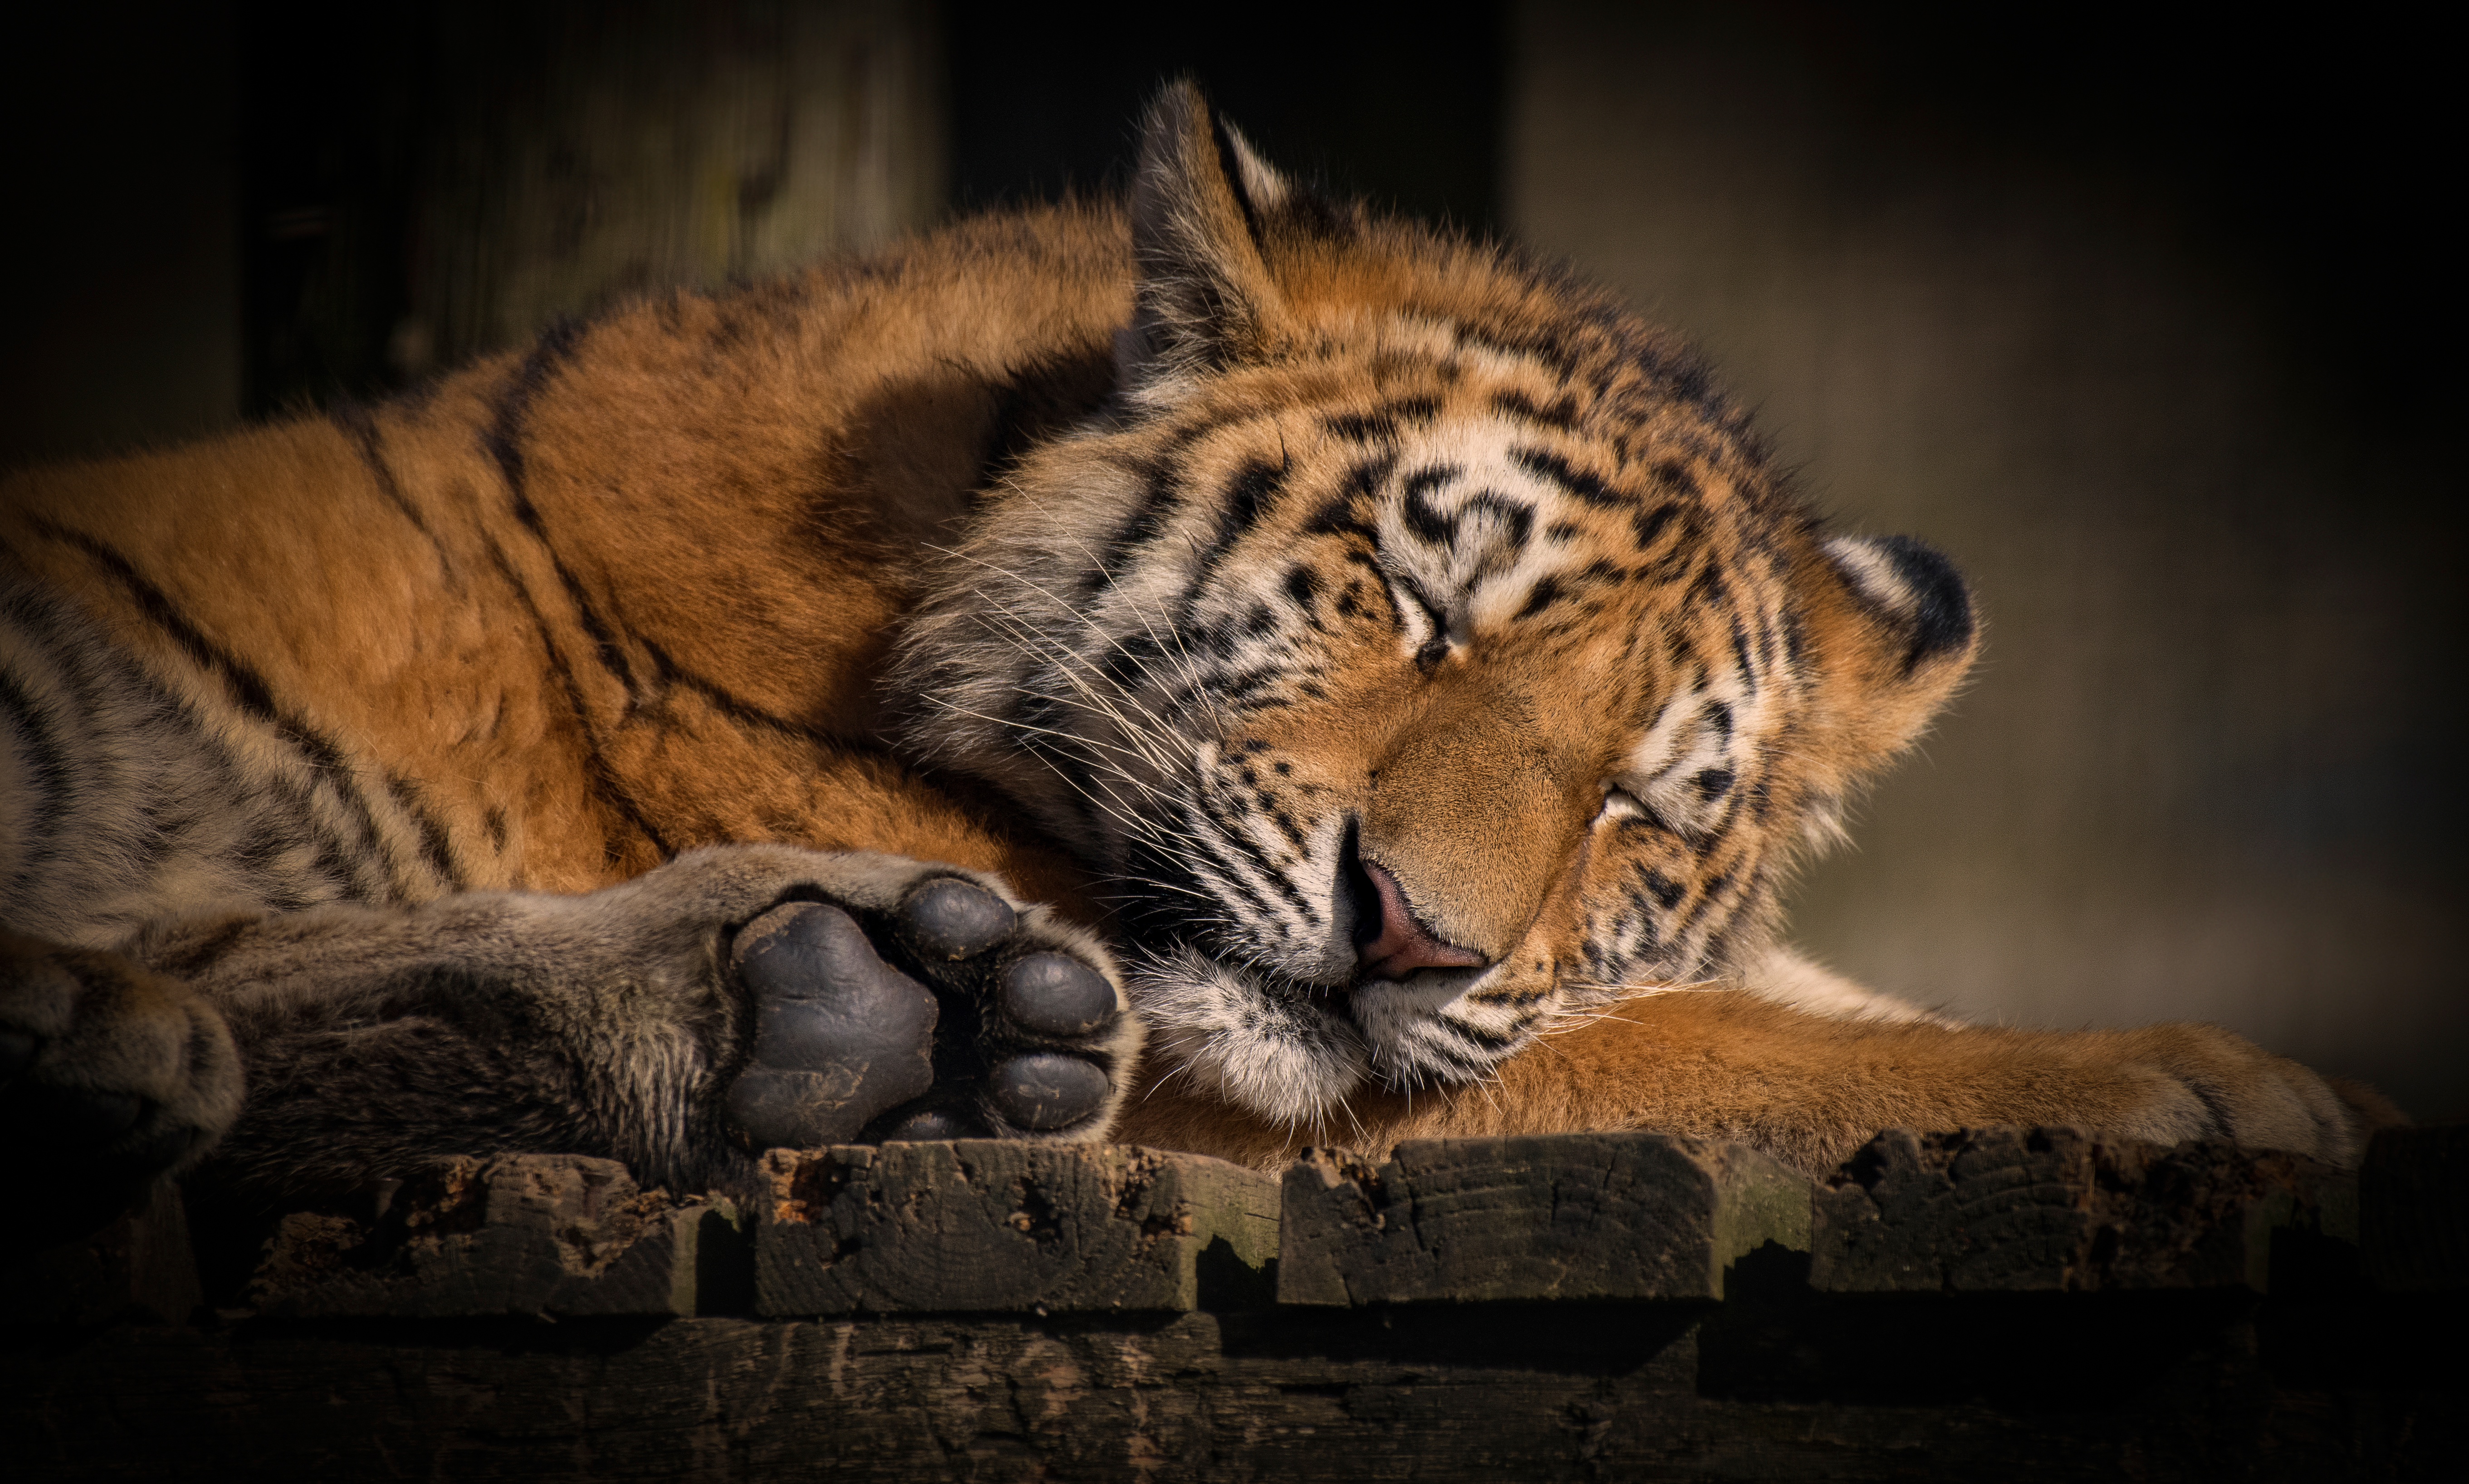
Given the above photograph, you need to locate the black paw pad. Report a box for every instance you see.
[726,902,938,1149]
[900,878,1017,962]
[989,1053,1110,1132]
[1001,953,1116,1038]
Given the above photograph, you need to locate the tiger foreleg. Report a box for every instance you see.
[1467,991,2400,1175]
[1,930,242,1244]
[1123,987,2401,1176]
[100,845,1135,1202]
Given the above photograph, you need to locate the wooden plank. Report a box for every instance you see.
[1809,1126,2353,1294]
[243,1154,747,1318]
[2361,1123,2468,1292]
[11,1303,2451,1481]
[1276,1133,1813,1306]
[755,1141,1279,1315]
[0,1178,199,1327]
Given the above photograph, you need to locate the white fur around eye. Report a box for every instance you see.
[1629,760,1737,840]
[1595,784,1650,824]
[1385,577,1458,663]
[1608,695,1742,840]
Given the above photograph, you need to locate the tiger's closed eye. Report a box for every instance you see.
[1595,784,1650,823]
[1389,577,1453,674]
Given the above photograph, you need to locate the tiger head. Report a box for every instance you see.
[900,85,1978,1127]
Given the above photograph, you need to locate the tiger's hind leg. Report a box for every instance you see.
[139,845,1139,1202]
[0,932,241,1245]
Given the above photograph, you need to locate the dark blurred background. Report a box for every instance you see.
[3,1,2459,1115]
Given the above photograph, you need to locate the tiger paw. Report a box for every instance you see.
[721,876,1132,1148]
[0,932,241,1243]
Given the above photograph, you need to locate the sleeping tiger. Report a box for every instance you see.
[0,84,2391,1220]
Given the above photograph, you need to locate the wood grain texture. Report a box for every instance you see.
[242,1153,748,1318]
[1810,1126,2354,1294]
[1277,1132,1812,1305]
[755,1141,1277,1315]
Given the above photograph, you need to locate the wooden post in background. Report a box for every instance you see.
[397,0,944,377]
[238,0,944,411]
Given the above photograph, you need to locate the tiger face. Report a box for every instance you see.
[899,87,1976,1127]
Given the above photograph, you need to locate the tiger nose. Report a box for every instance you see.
[1351,858,1488,981]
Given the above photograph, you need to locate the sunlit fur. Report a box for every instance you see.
[895,91,1978,1126]
[0,84,2392,1191]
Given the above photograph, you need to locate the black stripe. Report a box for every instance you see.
[1674,865,1739,941]
[0,666,75,883]
[383,771,467,891]
[640,638,828,742]
[1438,1020,1520,1054]
[1173,827,1285,937]
[1095,460,1183,587]
[214,753,374,909]
[1512,447,1627,508]
[481,317,584,501]
[1631,504,1678,551]
[1095,630,1166,694]
[1687,562,1731,614]
[475,528,674,859]
[1320,395,1442,444]
[1513,576,1565,622]
[481,319,639,700]
[35,521,407,895]
[1177,456,1288,623]
[1491,389,1581,430]
[1210,114,1271,241]
[1400,466,1458,545]
[330,400,455,581]
[1648,458,1701,500]
[1192,787,1317,921]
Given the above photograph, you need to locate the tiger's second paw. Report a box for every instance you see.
[2095,1020,2381,1167]
[1,931,240,1241]
[723,875,1134,1149]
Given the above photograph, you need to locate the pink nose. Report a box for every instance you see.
[1356,861,1488,981]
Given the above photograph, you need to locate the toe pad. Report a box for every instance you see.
[900,878,1016,962]
[990,1053,1110,1133]
[1001,953,1117,1038]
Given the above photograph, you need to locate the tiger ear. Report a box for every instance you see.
[1118,80,1292,397]
[1798,534,1981,772]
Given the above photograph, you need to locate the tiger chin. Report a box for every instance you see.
[0,83,2396,1223]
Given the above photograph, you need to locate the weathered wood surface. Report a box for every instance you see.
[1810,1126,2354,1293]
[7,1301,2459,1482]
[5,1129,2462,1479]
[0,1177,198,1328]
[1278,1133,1810,1305]
[244,1154,747,1319]
[756,1142,1278,1315]
[2362,1123,2467,1292]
